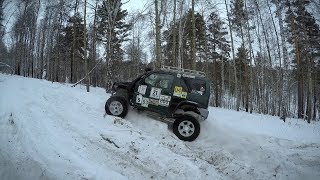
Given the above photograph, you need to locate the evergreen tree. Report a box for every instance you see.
[230,0,248,43]
[50,33,68,82]
[163,10,206,70]
[0,0,6,70]
[162,23,179,67]
[63,13,86,83]
[96,0,131,88]
[285,0,320,119]
[230,0,250,112]
[0,0,4,36]
[235,45,250,111]
[207,11,230,107]
[207,11,230,61]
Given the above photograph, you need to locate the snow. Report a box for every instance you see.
[0,73,320,180]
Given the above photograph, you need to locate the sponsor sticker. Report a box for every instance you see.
[159,95,171,107]
[182,74,195,78]
[173,86,182,97]
[141,97,149,107]
[181,92,187,99]
[138,85,147,95]
[149,98,159,106]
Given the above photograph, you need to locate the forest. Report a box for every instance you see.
[0,0,319,122]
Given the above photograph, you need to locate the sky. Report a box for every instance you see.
[122,0,148,13]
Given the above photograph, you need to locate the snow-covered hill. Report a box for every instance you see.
[0,74,319,180]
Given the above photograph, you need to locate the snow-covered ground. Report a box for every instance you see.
[0,73,319,180]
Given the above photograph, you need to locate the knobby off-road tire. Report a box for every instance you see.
[173,114,200,141]
[105,96,128,118]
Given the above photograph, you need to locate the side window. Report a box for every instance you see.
[184,78,206,95]
[145,74,158,86]
[175,78,188,92]
[145,73,174,89]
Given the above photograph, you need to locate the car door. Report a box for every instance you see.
[168,77,189,112]
[183,77,209,108]
[133,72,174,115]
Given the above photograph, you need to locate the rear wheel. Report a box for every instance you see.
[105,96,128,118]
[173,115,200,141]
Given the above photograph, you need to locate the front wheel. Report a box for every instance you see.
[173,115,200,141]
[105,96,128,118]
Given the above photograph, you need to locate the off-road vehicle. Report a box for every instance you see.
[105,66,210,141]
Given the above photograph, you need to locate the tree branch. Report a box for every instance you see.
[0,62,14,74]
[71,59,103,87]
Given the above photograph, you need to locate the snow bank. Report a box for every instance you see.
[0,74,319,180]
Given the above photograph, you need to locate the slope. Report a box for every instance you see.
[0,74,319,180]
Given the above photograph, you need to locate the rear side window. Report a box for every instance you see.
[175,78,188,92]
[184,78,206,95]
[145,73,174,89]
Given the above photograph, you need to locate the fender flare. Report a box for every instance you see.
[174,101,200,113]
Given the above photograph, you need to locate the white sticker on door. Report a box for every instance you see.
[136,94,143,104]
[138,85,147,95]
[149,87,162,99]
[159,95,171,107]
[141,97,149,107]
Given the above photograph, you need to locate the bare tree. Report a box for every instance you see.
[172,0,177,66]
[84,0,89,92]
[225,0,239,111]
[155,0,161,69]
[191,0,196,70]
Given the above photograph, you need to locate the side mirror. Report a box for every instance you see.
[145,67,152,72]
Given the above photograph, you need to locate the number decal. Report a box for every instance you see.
[136,94,142,104]
[150,87,162,99]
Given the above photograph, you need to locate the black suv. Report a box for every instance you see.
[105,66,210,141]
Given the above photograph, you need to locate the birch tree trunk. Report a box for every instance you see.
[267,0,283,116]
[274,0,289,120]
[92,1,98,86]
[244,0,253,113]
[177,0,185,69]
[155,0,161,69]
[224,0,239,111]
[254,0,272,67]
[191,0,196,70]
[84,0,89,92]
[221,57,225,107]
[172,0,177,67]
[71,0,79,83]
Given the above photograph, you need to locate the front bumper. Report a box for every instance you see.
[198,107,209,120]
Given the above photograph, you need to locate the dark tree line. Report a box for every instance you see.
[0,0,319,121]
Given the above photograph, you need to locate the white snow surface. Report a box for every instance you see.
[0,74,320,180]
